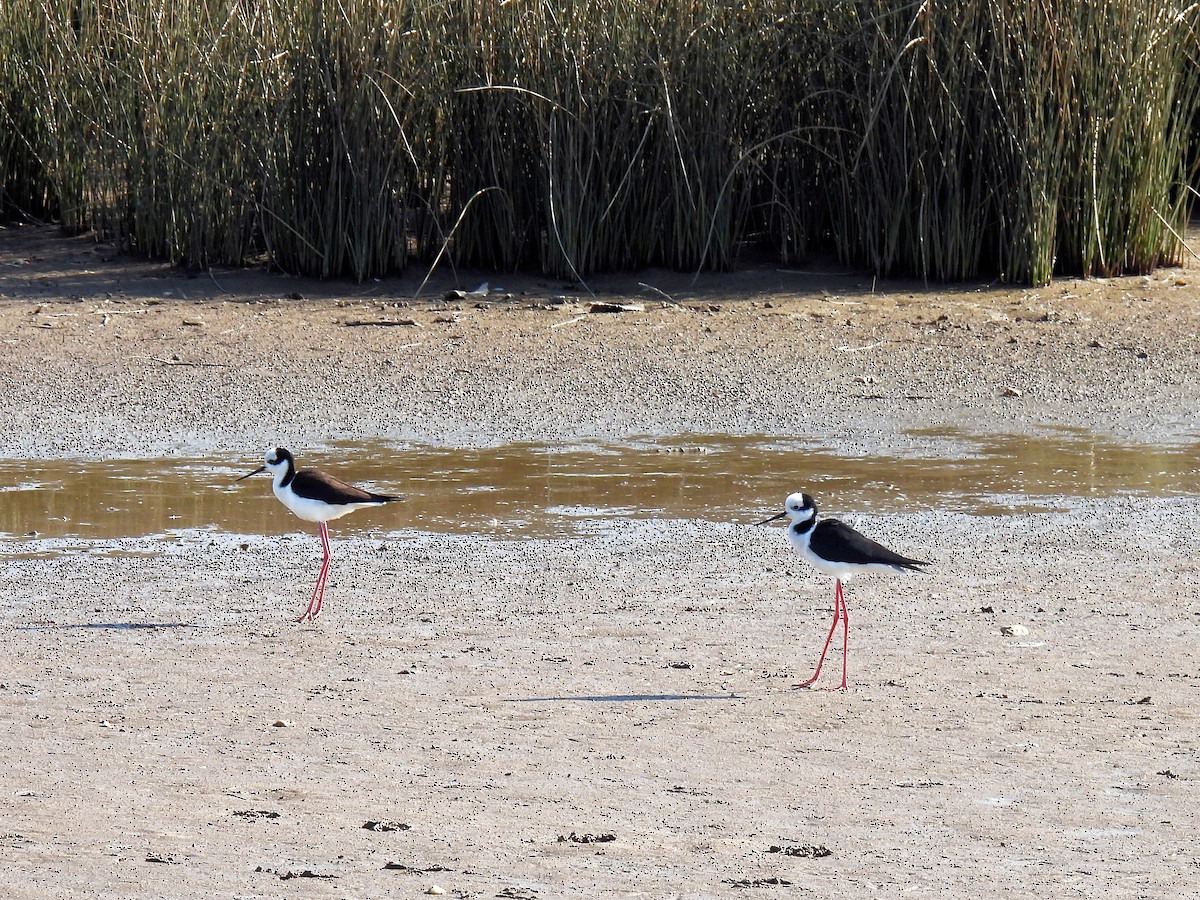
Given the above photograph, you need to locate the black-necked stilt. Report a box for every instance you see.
[236,447,402,622]
[757,492,928,691]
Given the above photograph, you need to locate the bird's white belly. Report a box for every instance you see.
[275,487,374,523]
[804,551,899,579]
[790,531,896,579]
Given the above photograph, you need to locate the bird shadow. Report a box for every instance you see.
[506,692,741,703]
[17,622,199,631]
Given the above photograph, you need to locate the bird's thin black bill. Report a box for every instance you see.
[754,511,788,526]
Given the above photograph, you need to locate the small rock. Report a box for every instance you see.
[768,844,832,858]
[1002,386,1022,397]
[363,820,411,832]
[426,886,446,895]
[558,831,616,844]
[588,302,644,314]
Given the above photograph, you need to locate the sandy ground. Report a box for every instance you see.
[0,224,1199,898]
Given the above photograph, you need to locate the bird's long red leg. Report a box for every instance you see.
[834,579,849,691]
[311,521,332,619]
[797,579,844,688]
[297,522,331,622]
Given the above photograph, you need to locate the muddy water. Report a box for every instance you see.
[0,430,1197,543]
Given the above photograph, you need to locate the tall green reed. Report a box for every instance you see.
[2,0,1197,284]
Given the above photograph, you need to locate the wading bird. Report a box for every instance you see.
[236,447,401,622]
[757,492,928,690]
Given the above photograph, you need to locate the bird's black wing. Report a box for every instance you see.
[293,469,401,504]
[812,518,928,570]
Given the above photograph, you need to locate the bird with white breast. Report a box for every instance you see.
[758,492,928,691]
[236,447,402,622]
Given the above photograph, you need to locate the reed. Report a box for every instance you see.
[2,0,1197,284]
[0,6,52,221]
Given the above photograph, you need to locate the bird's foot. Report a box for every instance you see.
[792,676,847,691]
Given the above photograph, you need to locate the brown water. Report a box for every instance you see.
[0,430,1197,543]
